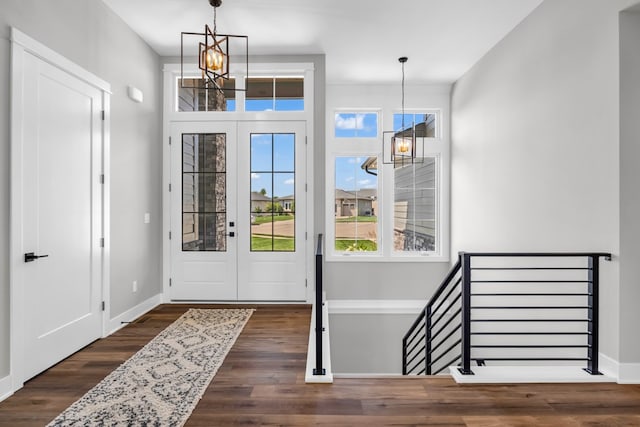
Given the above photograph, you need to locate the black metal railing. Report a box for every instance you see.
[313,234,326,376]
[403,259,463,375]
[403,251,612,376]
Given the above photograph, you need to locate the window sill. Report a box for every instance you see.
[325,254,450,263]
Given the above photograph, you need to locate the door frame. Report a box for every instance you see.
[162,62,316,303]
[9,28,111,392]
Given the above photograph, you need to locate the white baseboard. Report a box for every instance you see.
[450,365,616,384]
[106,294,162,335]
[0,375,13,403]
[598,353,640,384]
[619,362,640,384]
[333,373,408,378]
[327,299,425,314]
[599,352,619,380]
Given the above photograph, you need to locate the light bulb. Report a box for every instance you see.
[397,138,410,153]
[205,49,224,72]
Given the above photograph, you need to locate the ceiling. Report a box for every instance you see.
[102,0,543,84]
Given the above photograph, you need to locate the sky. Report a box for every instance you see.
[335,156,377,192]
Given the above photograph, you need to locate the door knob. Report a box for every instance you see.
[24,252,49,263]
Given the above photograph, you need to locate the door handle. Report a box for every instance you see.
[24,252,49,263]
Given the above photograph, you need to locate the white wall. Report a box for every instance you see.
[0,0,163,379]
[330,313,417,374]
[619,7,640,368]
[451,0,638,369]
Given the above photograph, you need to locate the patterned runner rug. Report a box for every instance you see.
[48,308,254,427]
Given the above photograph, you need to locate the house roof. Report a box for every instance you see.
[335,189,377,200]
[250,191,271,202]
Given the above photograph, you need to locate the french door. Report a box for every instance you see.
[169,121,307,301]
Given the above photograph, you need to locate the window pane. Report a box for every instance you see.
[393,112,437,137]
[245,77,304,111]
[250,134,273,171]
[177,78,236,112]
[250,133,295,252]
[274,133,295,172]
[335,112,378,138]
[275,77,303,111]
[334,156,378,252]
[182,133,227,251]
[394,158,437,252]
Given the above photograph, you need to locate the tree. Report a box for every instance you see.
[260,188,267,196]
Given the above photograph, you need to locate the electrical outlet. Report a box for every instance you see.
[133,280,138,292]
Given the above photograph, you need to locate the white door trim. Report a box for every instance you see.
[9,28,111,392]
[161,63,315,303]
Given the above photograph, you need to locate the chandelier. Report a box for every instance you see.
[180,0,248,92]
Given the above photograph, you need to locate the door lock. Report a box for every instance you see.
[228,232,235,237]
[24,252,49,263]
[229,221,235,227]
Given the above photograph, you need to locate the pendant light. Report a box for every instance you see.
[383,57,423,166]
[180,0,249,92]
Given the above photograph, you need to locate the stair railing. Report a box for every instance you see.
[403,251,612,376]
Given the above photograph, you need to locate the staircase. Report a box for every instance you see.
[402,252,612,378]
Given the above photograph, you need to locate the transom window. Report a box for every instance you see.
[334,112,378,138]
[177,78,236,112]
[246,77,304,111]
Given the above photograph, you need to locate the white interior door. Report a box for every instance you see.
[169,121,306,301]
[170,122,238,300]
[12,48,104,382]
[238,121,307,301]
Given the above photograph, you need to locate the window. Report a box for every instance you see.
[182,133,227,251]
[334,156,379,252]
[246,77,304,111]
[392,112,439,253]
[394,158,438,252]
[177,78,236,112]
[334,112,378,138]
[250,133,296,252]
[327,107,446,260]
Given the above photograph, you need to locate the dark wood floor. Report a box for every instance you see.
[1,304,640,426]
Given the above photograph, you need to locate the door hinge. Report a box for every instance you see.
[169,278,172,287]
[169,136,172,145]
[305,279,308,288]
[101,301,105,311]
[169,183,172,192]
[305,232,308,240]
[305,183,308,192]
[101,110,105,121]
[99,174,105,184]
[99,238,105,248]
[305,136,308,145]
[169,231,172,240]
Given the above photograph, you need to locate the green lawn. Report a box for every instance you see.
[335,216,378,223]
[252,214,294,225]
[335,239,377,251]
[251,236,295,251]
